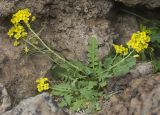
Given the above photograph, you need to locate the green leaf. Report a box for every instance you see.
[152,58,160,72]
[87,81,97,89]
[71,99,85,111]
[150,28,160,42]
[59,100,68,107]
[103,55,114,68]
[52,83,72,96]
[64,95,73,105]
[99,81,107,87]
[71,61,92,75]
[87,37,101,75]
[112,57,136,76]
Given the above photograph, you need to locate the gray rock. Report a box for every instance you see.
[0,0,114,62]
[0,0,52,16]
[100,74,160,115]
[113,14,139,44]
[2,93,68,115]
[130,62,153,77]
[115,0,160,9]
[107,62,153,92]
[0,83,11,113]
[38,0,114,62]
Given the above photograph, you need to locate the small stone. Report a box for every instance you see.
[0,83,11,113]
[2,93,68,115]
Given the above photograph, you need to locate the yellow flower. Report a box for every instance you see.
[43,83,49,90]
[113,44,128,55]
[11,8,31,25]
[13,40,20,46]
[133,54,139,58]
[36,77,49,92]
[127,31,150,53]
[8,8,36,48]
[31,16,36,22]
[24,46,29,53]
[8,24,27,40]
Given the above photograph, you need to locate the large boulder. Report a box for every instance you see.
[0,0,114,62]
[36,0,114,62]
[99,73,160,115]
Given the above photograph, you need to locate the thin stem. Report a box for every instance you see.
[112,54,117,62]
[28,27,82,72]
[51,87,71,92]
[23,39,58,64]
[110,51,134,70]
[100,51,134,75]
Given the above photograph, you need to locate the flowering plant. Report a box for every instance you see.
[7,9,151,113]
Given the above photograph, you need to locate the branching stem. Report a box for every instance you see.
[28,27,82,72]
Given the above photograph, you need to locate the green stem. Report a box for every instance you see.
[28,27,82,72]
[110,51,134,70]
[112,54,117,62]
[100,51,134,75]
[51,87,71,92]
[23,39,59,64]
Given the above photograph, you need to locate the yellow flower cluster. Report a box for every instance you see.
[11,8,31,25]
[113,44,128,55]
[36,77,49,92]
[7,8,36,49]
[127,31,150,52]
[8,24,27,40]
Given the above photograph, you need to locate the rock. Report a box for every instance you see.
[99,74,160,115]
[115,0,160,9]
[129,62,153,77]
[113,14,139,44]
[0,0,52,16]
[2,93,68,115]
[36,0,114,62]
[1,54,52,106]
[0,83,11,113]
[107,62,153,92]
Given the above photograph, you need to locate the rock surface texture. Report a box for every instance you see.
[38,0,114,61]
[0,83,11,113]
[107,62,153,92]
[115,0,160,9]
[113,14,139,44]
[0,23,52,105]
[0,0,114,106]
[0,0,114,62]
[99,74,160,115]
[2,93,68,115]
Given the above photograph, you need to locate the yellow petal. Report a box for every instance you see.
[13,40,20,46]
[24,47,29,53]
[133,54,139,58]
